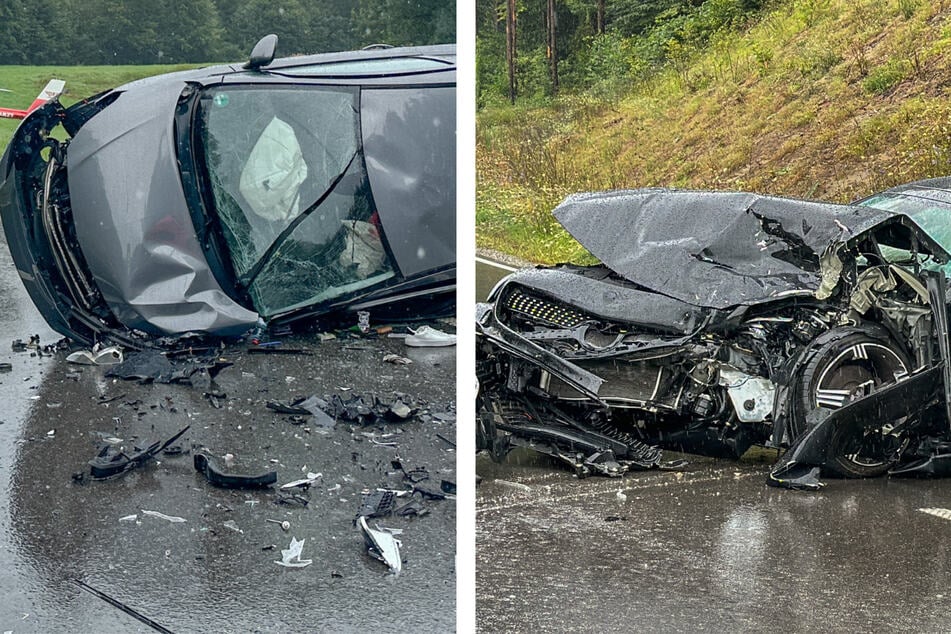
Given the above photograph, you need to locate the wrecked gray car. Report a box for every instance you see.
[477,182,951,489]
[0,38,455,346]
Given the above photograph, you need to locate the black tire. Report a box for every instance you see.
[793,328,911,478]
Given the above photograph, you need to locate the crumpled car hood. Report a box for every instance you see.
[554,188,949,309]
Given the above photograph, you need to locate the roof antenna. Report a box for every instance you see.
[245,34,278,71]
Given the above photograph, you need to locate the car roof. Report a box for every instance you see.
[115,44,455,92]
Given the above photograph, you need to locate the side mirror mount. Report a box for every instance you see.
[245,34,278,71]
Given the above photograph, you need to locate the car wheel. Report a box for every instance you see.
[794,329,911,478]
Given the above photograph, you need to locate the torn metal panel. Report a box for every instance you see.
[768,365,943,489]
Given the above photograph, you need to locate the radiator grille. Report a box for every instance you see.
[504,289,587,328]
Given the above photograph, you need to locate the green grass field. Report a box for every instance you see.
[0,64,202,149]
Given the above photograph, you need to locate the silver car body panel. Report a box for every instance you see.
[67,80,260,335]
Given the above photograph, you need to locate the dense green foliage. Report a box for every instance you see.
[476,0,767,106]
[0,0,454,65]
[477,0,951,263]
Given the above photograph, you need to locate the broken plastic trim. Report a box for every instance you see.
[193,451,277,488]
[88,426,190,479]
[357,515,402,573]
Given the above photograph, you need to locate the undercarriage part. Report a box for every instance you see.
[890,453,951,478]
[481,397,669,478]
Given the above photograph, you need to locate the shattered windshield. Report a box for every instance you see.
[199,85,396,316]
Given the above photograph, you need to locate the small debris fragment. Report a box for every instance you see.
[141,510,186,523]
[495,480,531,494]
[280,472,322,490]
[118,514,138,523]
[358,516,402,573]
[223,520,244,534]
[919,508,951,521]
[274,537,312,568]
[383,353,412,365]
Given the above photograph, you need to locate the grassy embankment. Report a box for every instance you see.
[477,0,951,264]
[0,64,203,149]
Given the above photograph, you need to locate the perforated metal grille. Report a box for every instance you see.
[504,288,587,328]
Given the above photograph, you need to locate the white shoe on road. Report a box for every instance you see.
[405,325,456,347]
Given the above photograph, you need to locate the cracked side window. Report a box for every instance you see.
[199,85,394,315]
[861,193,951,276]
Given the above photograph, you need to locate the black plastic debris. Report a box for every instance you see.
[248,345,313,355]
[88,425,190,479]
[193,452,277,489]
[106,350,232,389]
[394,499,429,518]
[320,393,420,426]
[274,493,309,507]
[266,396,336,429]
[0,362,11,372]
[413,479,449,500]
[356,490,397,520]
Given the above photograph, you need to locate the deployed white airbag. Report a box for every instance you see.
[239,117,308,222]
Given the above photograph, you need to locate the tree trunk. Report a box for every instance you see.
[546,0,558,96]
[596,0,605,35]
[505,0,517,104]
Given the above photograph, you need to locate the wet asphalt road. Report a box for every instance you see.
[475,256,951,633]
[0,232,456,632]
[477,451,951,633]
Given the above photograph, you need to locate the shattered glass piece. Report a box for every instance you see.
[222,520,244,534]
[274,537,312,568]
